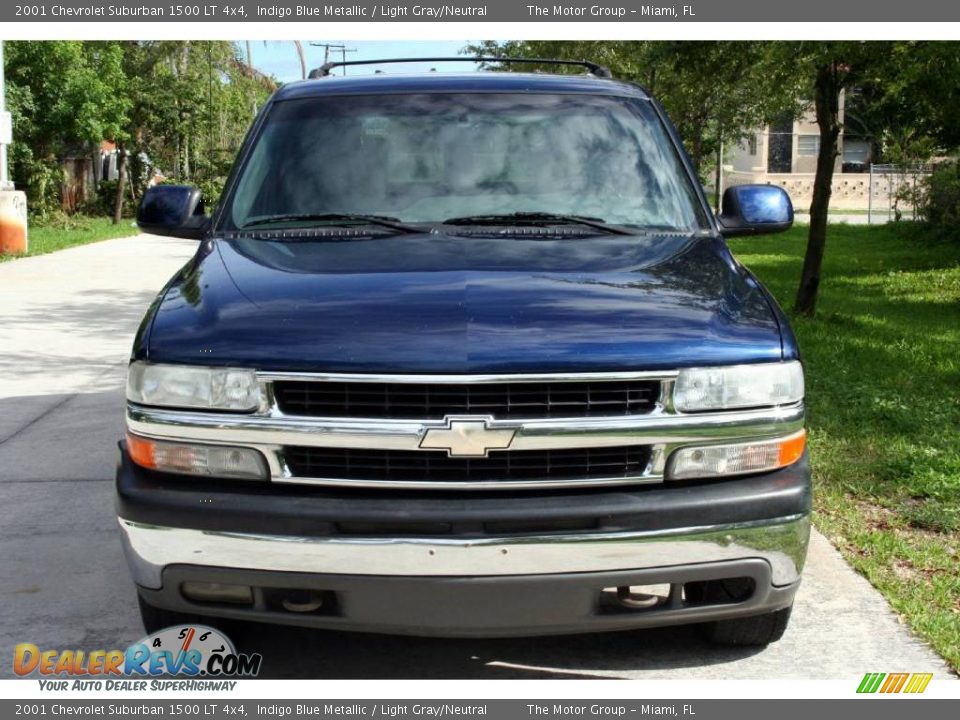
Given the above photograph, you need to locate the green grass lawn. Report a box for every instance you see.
[730,224,960,670]
[0,216,139,262]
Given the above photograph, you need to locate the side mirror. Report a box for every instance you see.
[717,184,793,237]
[137,185,210,239]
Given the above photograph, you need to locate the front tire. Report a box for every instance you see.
[700,606,793,646]
[686,577,794,646]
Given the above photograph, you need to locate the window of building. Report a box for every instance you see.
[767,114,793,173]
[748,134,758,156]
[798,135,820,157]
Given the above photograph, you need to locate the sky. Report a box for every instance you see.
[245,41,484,82]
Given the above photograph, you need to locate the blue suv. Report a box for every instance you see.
[121,58,808,646]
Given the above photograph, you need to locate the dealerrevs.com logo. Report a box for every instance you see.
[14,624,262,687]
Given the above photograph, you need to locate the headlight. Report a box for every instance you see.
[673,361,803,412]
[668,430,806,480]
[127,433,268,480]
[127,362,260,411]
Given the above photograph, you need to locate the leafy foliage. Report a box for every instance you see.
[847,42,960,163]
[916,161,960,236]
[4,41,274,218]
[4,41,129,216]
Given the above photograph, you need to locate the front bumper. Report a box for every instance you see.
[117,447,811,636]
[136,557,802,638]
[120,514,809,589]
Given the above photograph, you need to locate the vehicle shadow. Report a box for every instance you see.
[227,620,765,679]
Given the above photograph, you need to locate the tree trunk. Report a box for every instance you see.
[688,119,705,177]
[183,129,191,181]
[713,129,723,212]
[112,147,128,225]
[794,62,843,317]
[173,133,181,180]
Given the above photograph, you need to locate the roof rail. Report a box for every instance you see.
[307,57,614,79]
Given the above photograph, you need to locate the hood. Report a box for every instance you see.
[143,232,784,373]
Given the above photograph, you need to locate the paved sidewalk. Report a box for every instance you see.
[0,235,954,679]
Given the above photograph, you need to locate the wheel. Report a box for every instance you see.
[136,593,205,635]
[686,578,793,646]
[699,606,793,646]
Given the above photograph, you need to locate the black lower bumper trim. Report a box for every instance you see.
[140,560,799,638]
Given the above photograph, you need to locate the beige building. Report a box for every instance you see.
[726,97,881,211]
[731,107,842,176]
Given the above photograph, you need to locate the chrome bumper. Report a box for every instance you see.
[119,513,810,590]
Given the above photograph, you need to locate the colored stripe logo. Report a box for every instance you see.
[857,672,932,694]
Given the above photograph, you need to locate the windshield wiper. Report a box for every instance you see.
[242,213,422,234]
[442,212,637,236]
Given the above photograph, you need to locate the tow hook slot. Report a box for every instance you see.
[616,585,662,609]
[606,583,683,611]
[280,589,327,613]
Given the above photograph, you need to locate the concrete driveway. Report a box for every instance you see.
[0,234,953,680]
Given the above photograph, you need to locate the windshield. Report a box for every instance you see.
[224,92,707,232]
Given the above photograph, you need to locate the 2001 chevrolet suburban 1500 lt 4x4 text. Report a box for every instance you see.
[119,58,809,646]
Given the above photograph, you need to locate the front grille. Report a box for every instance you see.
[273,379,660,419]
[283,445,651,484]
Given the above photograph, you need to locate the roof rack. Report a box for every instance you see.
[307,57,614,80]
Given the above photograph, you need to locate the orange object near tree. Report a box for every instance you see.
[0,191,28,255]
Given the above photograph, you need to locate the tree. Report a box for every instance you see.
[5,41,275,220]
[785,42,960,316]
[793,51,852,317]
[4,41,130,216]
[118,41,274,205]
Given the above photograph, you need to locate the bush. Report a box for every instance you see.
[17,159,67,221]
[195,177,226,213]
[83,180,120,217]
[918,161,960,237]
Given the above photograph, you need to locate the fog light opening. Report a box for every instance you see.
[181,581,253,606]
[682,577,756,607]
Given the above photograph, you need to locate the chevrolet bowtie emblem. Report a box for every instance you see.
[419,416,517,457]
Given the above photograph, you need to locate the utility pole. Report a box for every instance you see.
[0,39,29,255]
[309,43,357,75]
[293,40,307,80]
